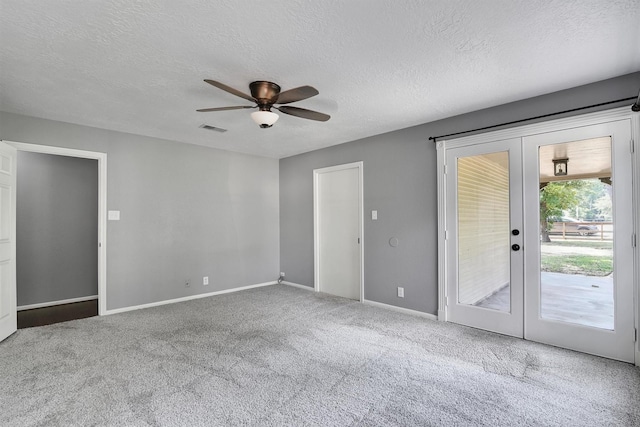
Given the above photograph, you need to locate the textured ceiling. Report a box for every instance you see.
[1,1,639,159]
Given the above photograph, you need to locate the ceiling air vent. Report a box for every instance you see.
[199,124,227,133]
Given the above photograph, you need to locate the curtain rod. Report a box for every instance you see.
[428,96,637,143]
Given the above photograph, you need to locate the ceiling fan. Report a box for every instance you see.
[197,80,330,128]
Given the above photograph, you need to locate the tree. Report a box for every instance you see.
[539,181,585,242]
[593,192,612,219]
[574,179,611,220]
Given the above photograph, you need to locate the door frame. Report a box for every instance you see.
[313,161,364,301]
[436,106,639,365]
[3,141,108,316]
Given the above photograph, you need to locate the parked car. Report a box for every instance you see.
[547,217,598,236]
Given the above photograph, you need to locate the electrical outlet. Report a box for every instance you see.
[185,280,190,288]
[203,276,209,286]
[280,272,285,277]
[397,287,404,298]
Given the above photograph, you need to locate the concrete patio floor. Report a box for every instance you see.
[475,272,614,330]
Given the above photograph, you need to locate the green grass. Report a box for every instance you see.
[541,254,612,276]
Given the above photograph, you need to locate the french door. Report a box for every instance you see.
[446,138,524,337]
[444,119,635,362]
[523,120,634,362]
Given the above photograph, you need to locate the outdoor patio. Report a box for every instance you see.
[474,239,614,330]
[475,272,614,330]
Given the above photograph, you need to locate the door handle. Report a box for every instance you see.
[512,229,520,236]
[511,244,520,251]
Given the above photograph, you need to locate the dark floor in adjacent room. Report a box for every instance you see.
[17,300,98,329]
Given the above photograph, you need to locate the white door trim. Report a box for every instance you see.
[632,110,640,366]
[313,161,364,301]
[437,106,639,365]
[3,141,108,316]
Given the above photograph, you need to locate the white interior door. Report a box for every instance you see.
[523,120,635,362]
[445,138,524,337]
[0,142,17,342]
[314,162,363,300]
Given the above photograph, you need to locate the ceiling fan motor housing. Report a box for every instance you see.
[250,81,281,107]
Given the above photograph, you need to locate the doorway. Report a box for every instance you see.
[314,162,363,300]
[0,141,107,343]
[439,112,636,363]
[16,151,99,327]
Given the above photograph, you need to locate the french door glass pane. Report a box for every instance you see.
[457,152,510,312]
[538,137,614,330]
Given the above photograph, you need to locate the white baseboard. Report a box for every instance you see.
[281,281,314,291]
[438,309,447,321]
[363,299,438,321]
[280,284,437,321]
[17,295,98,311]
[104,281,277,315]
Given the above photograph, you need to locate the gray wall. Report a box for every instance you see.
[1,113,279,311]
[280,71,640,315]
[17,152,98,306]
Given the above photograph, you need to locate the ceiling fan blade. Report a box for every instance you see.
[197,105,255,112]
[204,80,255,102]
[275,86,319,104]
[276,106,330,122]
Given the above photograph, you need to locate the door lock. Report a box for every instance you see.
[511,244,520,251]
[512,229,520,236]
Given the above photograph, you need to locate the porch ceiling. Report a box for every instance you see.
[538,137,612,183]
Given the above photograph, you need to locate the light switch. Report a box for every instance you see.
[372,210,378,220]
[108,210,120,221]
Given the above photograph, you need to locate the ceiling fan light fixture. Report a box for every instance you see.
[251,110,279,128]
